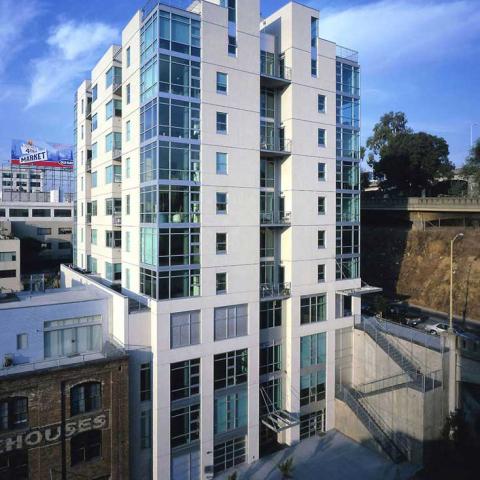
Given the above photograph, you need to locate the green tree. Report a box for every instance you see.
[373,131,453,194]
[366,111,412,162]
[277,457,294,479]
[461,138,480,193]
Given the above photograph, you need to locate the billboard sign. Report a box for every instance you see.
[11,139,74,169]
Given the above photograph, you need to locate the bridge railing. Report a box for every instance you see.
[362,196,480,211]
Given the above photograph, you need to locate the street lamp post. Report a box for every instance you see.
[449,232,464,331]
[448,232,464,414]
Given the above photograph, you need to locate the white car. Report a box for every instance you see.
[426,322,449,335]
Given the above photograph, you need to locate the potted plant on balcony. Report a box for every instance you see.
[277,457,294,479]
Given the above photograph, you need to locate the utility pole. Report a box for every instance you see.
[449,233,464,330]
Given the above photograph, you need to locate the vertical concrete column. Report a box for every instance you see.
[325,329,336,430]
[248,345,260,463]
[201,355,214,479]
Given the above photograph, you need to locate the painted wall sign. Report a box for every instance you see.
[0,411,109,453]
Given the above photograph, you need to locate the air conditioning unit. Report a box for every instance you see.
[3,354,14,368]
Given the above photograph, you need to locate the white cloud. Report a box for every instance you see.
[315,0,480,70]
[0,0,39,74]
[27,21,119,108]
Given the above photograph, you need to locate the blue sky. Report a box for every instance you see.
[0,0,479,167]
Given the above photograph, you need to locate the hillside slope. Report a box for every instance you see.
[362,227,480,320]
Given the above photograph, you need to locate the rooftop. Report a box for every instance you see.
[0,285,109,310]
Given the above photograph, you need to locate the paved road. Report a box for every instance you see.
[408,304,480,337]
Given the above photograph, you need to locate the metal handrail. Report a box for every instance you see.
[260,282,291,299]
[260,211,291,225]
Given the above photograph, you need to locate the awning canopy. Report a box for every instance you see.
[338,285,383,297]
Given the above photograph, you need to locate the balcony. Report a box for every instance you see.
[86,214,92,224]
[260,134,291,158]
[112,148,122,161]
[260,63,292,89]
[86,159,91,173]
[113,214,122,226]
[260,210,291,227]
[260,282,291,300]
[336,45,359,64]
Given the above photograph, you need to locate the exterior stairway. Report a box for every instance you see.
[358,316,423,375]
[336,384,406,463]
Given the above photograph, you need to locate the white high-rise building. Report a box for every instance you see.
[74,1,361,478]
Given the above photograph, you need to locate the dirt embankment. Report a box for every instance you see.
[361,227,480,320]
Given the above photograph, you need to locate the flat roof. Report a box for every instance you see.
[0,286,109,311]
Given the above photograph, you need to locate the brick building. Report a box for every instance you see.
[0,354,129,479]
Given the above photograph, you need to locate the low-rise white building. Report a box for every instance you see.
[0,232,21,292]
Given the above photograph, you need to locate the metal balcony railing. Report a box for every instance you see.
[260,211,291,225]
[336,45,359,63]
[260,282,291,299]
[112,148,122,160]
[113,214,122,226]
[260,60,292,82]
[260,136,292,154]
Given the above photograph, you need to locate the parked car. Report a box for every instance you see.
[361,303,378,317]
[385,303,409,325]
[402,312,423,327]
[426,322,449,335]
[407,307,429,322]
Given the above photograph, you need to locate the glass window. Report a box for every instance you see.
[16,334,27,350]
[311,58,317,76]
[0,397,28,431]
[71,382,101,416]
[318,230,325,248]
[92,142,97,160]
[214,304,248,340]
[318,128,326,146]
[260,300,282,329]
[300,371,326,406]
[336,257,360,280]
[228,35,237,56]
[91,113,97,131]
[300,332,326,368]
[216,233,227,254]
[318,196,325,215]
[216,272,227,294]
[140,363,151,401]
[0,450,28,478]
[91,229,97,245]
[318,162,325,181]
[141,57,157,103]
[126,120,131,141]
[214,437,246,475]
[216,112,227,133]
[301,295,326,325]
[140,99,157,143]
[318,94,326,113]
[71,430,102,466]
[171,404,200,448]
[126,83,131,104]
[171,311,200,348]
[300,410,325,439]
[92,84,97,102]
[44,315,102,358]
[216,152,228,175]
[317,264,325,283]
[259,344,282,375]
[216,192,227,214]
[140,410,152,449]
[126,46,131,67]
[0,251,16,262]
[216,72,228,93]
[214,349,248,390]
[171,358,200,401]
[214,391,247,434]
